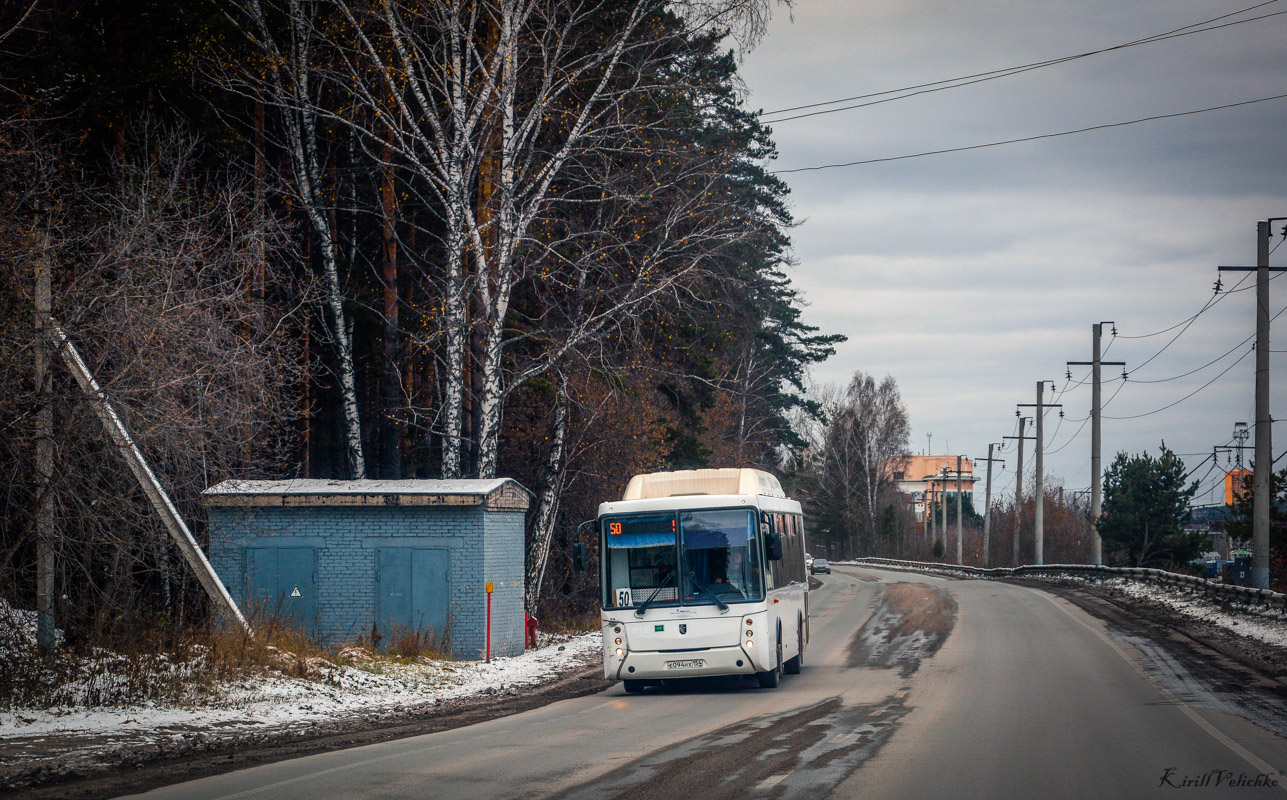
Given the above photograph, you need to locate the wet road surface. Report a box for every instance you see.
[127,568,1287,799]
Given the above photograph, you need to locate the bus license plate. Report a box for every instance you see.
[666,659,705,670]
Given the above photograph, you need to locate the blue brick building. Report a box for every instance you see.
[203,479,530,659]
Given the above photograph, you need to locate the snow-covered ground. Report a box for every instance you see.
[1095,578,1287,649]
[1,634,600,741]
[0,596,601,759]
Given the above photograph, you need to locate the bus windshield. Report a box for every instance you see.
[681,509,762,605]
[602,508,763,610]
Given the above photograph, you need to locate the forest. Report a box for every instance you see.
[0,0,849,644]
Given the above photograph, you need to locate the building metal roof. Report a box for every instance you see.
[203,478,531,511]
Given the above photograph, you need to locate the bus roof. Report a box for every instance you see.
[621,469,785,500]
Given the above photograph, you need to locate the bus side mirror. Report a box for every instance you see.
[572,519,596,571]
[765,532,783,561]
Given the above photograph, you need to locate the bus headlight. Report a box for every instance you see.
[615,637,623,645]
[745,639,754,648]
[615,647,625,658]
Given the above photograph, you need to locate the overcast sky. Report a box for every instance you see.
[739,0,1287,505]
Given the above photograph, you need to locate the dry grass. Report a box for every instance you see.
[534,604,599,637]
[379,624,453,662]
[0,604,461,710]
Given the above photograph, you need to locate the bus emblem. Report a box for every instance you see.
[679,624,687,634]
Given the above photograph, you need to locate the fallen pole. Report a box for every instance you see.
[46,319,252,635]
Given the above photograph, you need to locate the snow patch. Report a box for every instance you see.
[1104,578,1287,649]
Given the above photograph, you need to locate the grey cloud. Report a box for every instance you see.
[745,0,1286,490]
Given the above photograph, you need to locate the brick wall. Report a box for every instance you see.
[482,509,526,658]
[207,502,524,660]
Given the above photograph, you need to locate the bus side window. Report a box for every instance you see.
[790,515,802,583]
[784,515,795,583]
[794,515,806,583]
[763,512,777,590]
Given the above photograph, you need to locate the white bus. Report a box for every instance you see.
[593,468,809,692]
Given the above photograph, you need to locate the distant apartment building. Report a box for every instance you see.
[895,454,977,522]
[1224,468,1252,506]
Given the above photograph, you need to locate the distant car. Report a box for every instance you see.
[810,558,830,575]
[805,553,814,570]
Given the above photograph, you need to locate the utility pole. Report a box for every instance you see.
[1019,384,1061,566]
[1004,416,1033,566]
[45,322,252,633]
[1219,218,1285,590]
[976,445,1004,568]
[1069,323,1125,566]
[939,466,949,554]
[34,236,55,656]
[923,476,932,540]
[1233,421,1250,468]
[955,455,964,566]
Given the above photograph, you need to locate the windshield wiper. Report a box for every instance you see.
[634,571,675,617]
[688,573,729,612]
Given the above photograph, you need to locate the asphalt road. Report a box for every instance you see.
[127,567,1287,799]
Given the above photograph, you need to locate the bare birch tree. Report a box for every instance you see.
[808,373,909,557]
[305,0,782,479]
[844,373,910,550]
[219,0,367,478]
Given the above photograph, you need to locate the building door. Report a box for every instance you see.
[244,547,318,634]
[376,549,450,647]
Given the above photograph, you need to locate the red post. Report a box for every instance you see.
[485,581,494,663]
[525,612,539,649]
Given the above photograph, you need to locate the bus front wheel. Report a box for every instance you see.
[784,618,803,675]
[623,679,645,693]
[757,629,783,688]
[756,664,779,688]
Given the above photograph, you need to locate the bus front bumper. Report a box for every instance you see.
[608,644,762,681]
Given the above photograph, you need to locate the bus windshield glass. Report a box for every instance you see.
[680,509,762,605]
[603,513,678,610]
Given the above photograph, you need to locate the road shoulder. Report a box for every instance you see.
[2,659,611,799]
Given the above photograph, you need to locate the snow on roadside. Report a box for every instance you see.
[838,560,1287,649]
[0,631,602,742]
[1103,578,1287,649]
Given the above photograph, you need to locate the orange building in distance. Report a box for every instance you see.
[1225,468,1252,506]
[896,455,976,522]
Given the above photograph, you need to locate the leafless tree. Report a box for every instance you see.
[0,124,302,641]
[217,0,367,478]
[808,373,910,557]
[294,0,779,480]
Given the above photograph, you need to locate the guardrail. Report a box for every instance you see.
[845,557,1287,613]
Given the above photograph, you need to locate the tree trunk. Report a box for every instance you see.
[526,372,570,610]
[379,135,402,479]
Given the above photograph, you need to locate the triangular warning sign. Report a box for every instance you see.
[290,586,302,597]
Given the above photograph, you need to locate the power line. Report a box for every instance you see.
[1118,273,1283,378]
[1182,451,1217,482]
[1099,378,1128,410]
[1105,346,1253,420]
[1046,415,1091,456]
[1115,273,1252,339]
[1128,328,1259,384]
[1193,459,1225,496]
[771,93,1287,174]
[758,1,1286,122]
